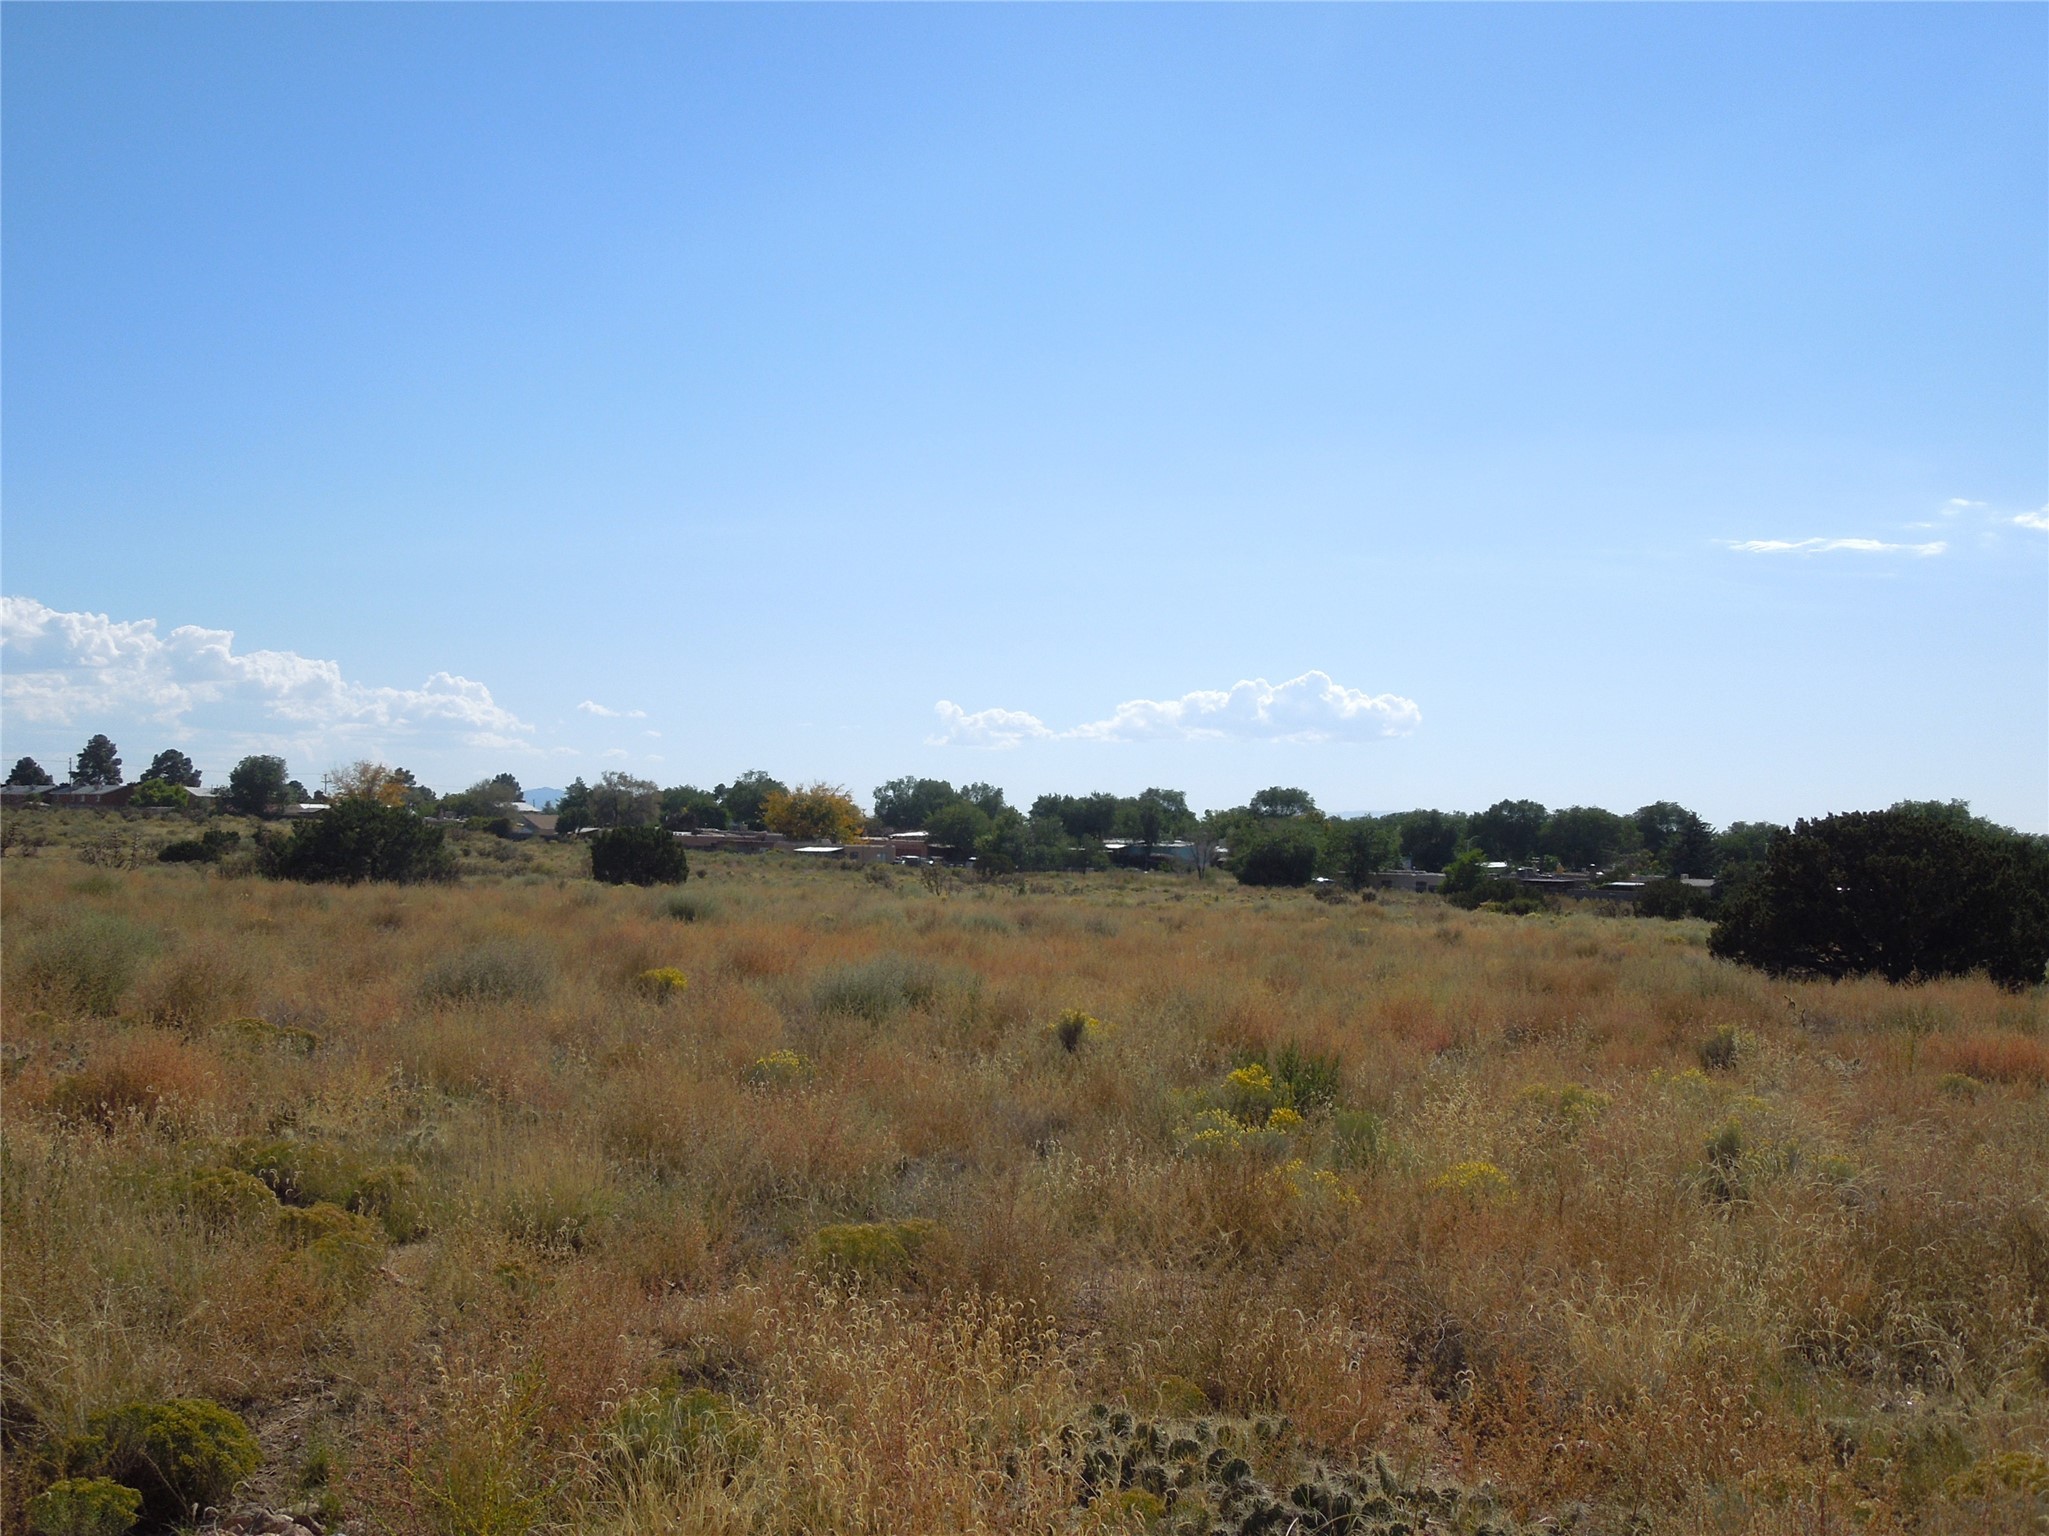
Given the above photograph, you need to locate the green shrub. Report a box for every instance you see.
[16,915,159,1016]
[169,1168,279,1230]
[602,1383,761,1486]
[352,1162,430,1241]
[417,941,552,1006]
[1698,1025,1746,1072]
[128,779,189,810]
[262,798,455,885]
[1270,1042,1343,1110]
[62,1399,260,1523]
[274,1200,385,1277]
[1330,1109,1389,1170]
[807,1218,939,1282]
[26,1478,141,1536]
[744,1049,814,1089]
[660,891,716,923]
[158,828,240,865]
[589,826,688,886]
[812,953,943,1021]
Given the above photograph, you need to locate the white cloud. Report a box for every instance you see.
[1940,498,1985,518]
[1725,538,1947,557]
[931,671,1421,749]
[1,595,531,752]
[577,699,647,718]
[2014,507,2049,532]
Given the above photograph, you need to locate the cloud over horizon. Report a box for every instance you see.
[577,699,648,718]
[931,671,1421,749]
[1725,537,1948,557]
[0,595,531,764]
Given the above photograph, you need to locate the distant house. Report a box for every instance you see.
[1372,868,1445,893]
[43,783,137,809]
[670,829,794,855]
[510,812,558,839]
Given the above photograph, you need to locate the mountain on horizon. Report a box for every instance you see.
[526,787,564,811]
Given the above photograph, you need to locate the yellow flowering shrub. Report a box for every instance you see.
[1050,1008,1105,1052]
[745,1049,813,1089]
[634,967,689,1000]
[1223,1061,1277,1123]
[1265,1106,1305,1134]
[1430,1160,1510,1200]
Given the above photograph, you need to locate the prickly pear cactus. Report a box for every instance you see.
[1060,1403,1522,1535]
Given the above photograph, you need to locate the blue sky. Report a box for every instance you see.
[4,5,2044,828]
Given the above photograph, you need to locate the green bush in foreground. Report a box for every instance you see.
[27,1477,141,1536]
[588,825,688,886]
[62,1399,259,1523]
[1711,806,2049,988]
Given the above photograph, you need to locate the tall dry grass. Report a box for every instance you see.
[2,832,2045,1533]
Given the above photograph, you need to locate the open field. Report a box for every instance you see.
[4,815,2047,1535]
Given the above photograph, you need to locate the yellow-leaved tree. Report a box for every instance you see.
[321,761,416,809]
[762,783,866,844]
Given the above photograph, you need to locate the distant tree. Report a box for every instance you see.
[1637,878,1715,921]
[1325,817,1395,891]
[322,761,413,808]
[75,734,122,786]
[6,757,53,787]
[140,749,201,788]
[1713,821,1781,875]
[1249,786,1318,820]
[718,770,787,830]
[1440,847,1527,910]
[1023,811,1076,872]
[285,780,311,805]
[1541,806,1635,870]
[224,755,291,817]
[1711,806,2049,989]
[1032,792,1121,840]
[1391,809,1463,872]
[1231,822,1321,887]
[130,778,190,809]
[973,808,1030,875]
[873,777,960,830]
[1471,799,1548,865]
[263,798,456,885]
[959,782,1009,817]
[586,771,660,829]
[589,825,688,886]
[553,777,592,832]
[440,773,524,819]
[763,782,865,843]
[659,784,729,831]
[925,801,992,862]
[1633,801,1718,877]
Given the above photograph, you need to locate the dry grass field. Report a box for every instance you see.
[4,812,2046,1534]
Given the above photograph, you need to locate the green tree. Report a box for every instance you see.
[925,801,991,862]
[129,778,190,809]
[718,770,787,830]
[74,734,122,786]
[1471,799,1547,864]
[1391,809,1464,872]
[1249,786,1318,820]
[1540,805,1634,870]
[1032,792,1121,839]
[440,773,524,819]
[224,755,290,817]
[1325,817,1395,890]
[139,749,201,787]
[587,771,660,828]
[1231,822,1321,886]
[263,799,455,885]
[6,756,53,787]
[554,777,592,833]
[873,777,959,829]
[973,808,1030,874]
[1710,806,2049,988]
[659,784,729,830]
[589,825,688,886]
[1633,801,1718,877]
[959,781,1008,816]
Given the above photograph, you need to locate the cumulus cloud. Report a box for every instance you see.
[931,671,1421,749]
[1725,538,1947,557]
[2014,508,2049,532]
[577,699,647,718]
[1,595,530,750]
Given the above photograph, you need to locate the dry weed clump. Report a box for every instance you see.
[2,835,2046,1533]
